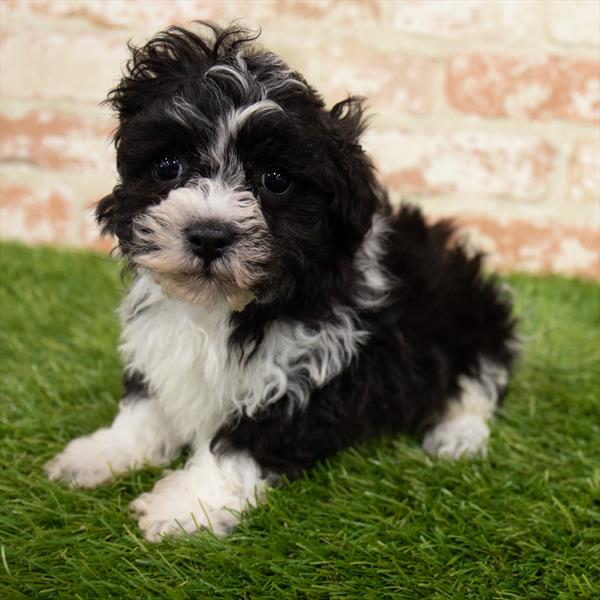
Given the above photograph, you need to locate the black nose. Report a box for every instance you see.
[186,222,236,261]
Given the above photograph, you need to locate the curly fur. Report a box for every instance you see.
[47,22,518,542]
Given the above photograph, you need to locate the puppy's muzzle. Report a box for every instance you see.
[186,221,237,263]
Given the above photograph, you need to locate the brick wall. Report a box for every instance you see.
[1,0,599,277]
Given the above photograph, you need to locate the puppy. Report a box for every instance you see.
[45,23,517,542]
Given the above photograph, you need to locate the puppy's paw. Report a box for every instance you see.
[422,415,490,460]
[129,470,237,542]
[45,430,129,488]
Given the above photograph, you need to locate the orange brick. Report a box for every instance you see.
[457,216,600,279]
[547,0,600,46]
[390,0,536,40]
[0,0,227,28]
[447,53,600,124]
[242,0,382,27]
[301,41,434,112]
[0,164,115,247]
[0,110,115,173]
[1,29,127,103]
[363,129,556,200]
[0,182,75,244]
[569,139,600,203]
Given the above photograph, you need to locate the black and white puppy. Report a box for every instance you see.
[45,23,517,542]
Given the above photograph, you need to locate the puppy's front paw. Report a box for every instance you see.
[129,469,238,542]
[422,415,490,459]
[45,430,127,488]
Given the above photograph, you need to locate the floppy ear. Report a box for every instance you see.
[96,190,117,236]
[329,95,368,141]
[327,96,380,250]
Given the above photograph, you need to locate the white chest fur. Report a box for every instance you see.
[119,274,366,446]
[119,274,234,442]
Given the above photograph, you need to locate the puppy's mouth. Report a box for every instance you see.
[132,246,259,312]
[128,224,272,312]
[126,184,272,311]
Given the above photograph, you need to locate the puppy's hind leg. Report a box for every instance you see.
[422,359,509,460]
[45,385,183,488]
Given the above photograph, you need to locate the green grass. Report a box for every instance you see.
[1,241,599,599]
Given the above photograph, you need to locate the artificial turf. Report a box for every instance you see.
[0,241,599,599]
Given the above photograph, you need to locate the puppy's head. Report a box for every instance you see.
[98,23,381,310]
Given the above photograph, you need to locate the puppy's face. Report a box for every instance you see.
[98,25,379,310]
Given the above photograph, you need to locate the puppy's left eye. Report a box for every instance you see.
[153,155,183,181]
[261,167,292,195]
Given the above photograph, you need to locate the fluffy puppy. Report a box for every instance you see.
[45,23,517,542]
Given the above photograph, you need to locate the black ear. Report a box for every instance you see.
[329,95,368,142]
[327,96,380,250]
[96,191,117,236]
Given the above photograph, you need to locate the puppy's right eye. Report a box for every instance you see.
[261,167,292,195]
[153,155,183,181]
